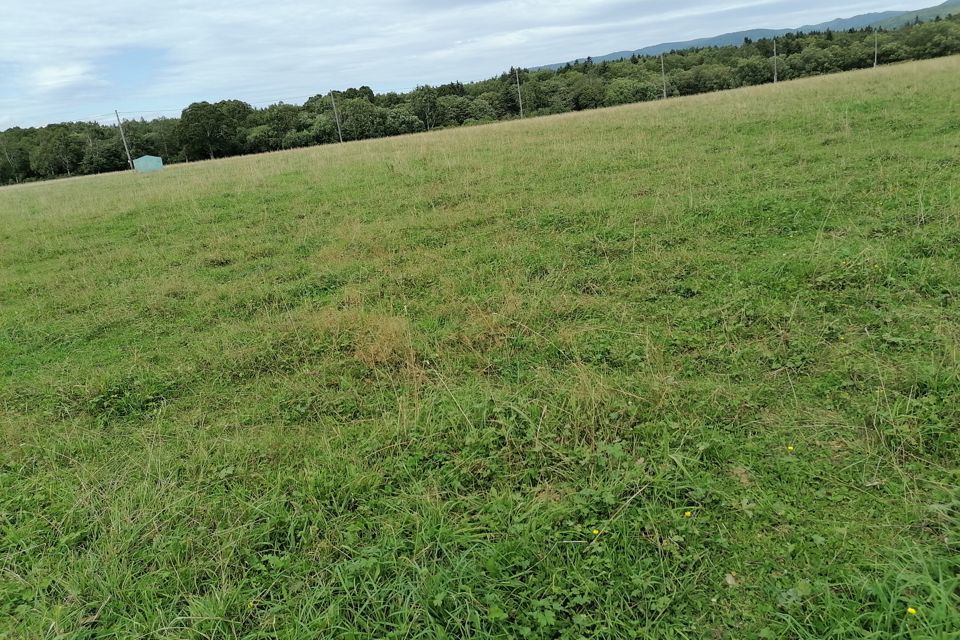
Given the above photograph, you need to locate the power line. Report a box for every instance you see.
[52,82,460,126]
[117,109,182,115]
[13,79,492,129]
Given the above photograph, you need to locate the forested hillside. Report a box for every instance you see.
[1,14,958,185]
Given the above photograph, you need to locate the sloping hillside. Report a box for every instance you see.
[2,57,959,638]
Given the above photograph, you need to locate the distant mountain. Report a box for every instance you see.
[534,0,960,70]
[871,0,960,28]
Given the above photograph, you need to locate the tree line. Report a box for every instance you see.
[2,14,959,185]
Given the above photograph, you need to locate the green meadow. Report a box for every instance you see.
[1,57,958,639]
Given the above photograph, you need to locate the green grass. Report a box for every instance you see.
[2,57,959,639]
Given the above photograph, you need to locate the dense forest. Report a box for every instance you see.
[2,14,958,185]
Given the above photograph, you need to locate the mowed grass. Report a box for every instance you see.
[1,57,959,639]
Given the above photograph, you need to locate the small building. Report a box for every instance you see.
[134,155,163,173]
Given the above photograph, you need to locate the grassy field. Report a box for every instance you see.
[2,57,959,639]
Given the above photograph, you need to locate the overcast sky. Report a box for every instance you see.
[0,0,923,129]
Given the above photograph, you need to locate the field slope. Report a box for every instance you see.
[2,58,959,639]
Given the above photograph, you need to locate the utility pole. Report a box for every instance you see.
[874,32,879,68]
[773,39,778,83]
[660,54,667,99]
[329,91,344,143]
[115,110,133,170]
[515,67,524,119]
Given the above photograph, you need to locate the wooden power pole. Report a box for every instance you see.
[773,39,778,83]
[660,54,667,99]
[515,68,524,119]
[329,91,344,143]
[115,110,133,170]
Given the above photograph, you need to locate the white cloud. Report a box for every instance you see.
[30,62,100,93]
[0,0,923,127]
